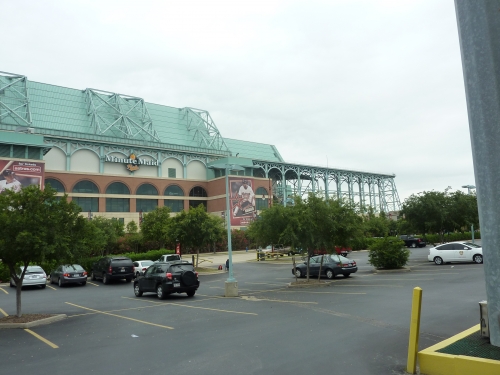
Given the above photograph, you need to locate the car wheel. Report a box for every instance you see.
[91,272,96,281]
[134,283,143,297]
[343,273,351,278]
[157,284,167,300]
[9,280,14,287]
[434,256,443,265]
[136,272,140,279]
[81,281,86,286]
[411,243,417,248]
[294,268,303,278]
[125,277,132,283]
[473,254,483,264]
[325,269,334,279]
[186,290,196,297]
[40,284,46,289]
[58,278,63,287]
[103,273,109,284]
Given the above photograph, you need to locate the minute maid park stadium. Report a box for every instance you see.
[0,71,401,228]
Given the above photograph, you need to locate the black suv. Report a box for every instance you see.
[91,257,135,284]
[133,261,199,299]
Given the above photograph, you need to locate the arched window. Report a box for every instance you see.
[137,183,158,195]
[106,182,130,194]
[105,182,130,212]
[256,187,268,195]
[73,180,99,194]
[189,186,207,197]
[164,185,184,196]
[45,179,65,193]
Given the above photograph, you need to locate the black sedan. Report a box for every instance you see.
[292,254,357,279]
[50,264,88,287]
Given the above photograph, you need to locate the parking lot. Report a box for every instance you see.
[0,247,486,375]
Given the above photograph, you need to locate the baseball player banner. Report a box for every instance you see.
[0,159,45,195]
[229,177,256,226]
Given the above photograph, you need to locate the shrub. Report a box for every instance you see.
[368,238,409,269]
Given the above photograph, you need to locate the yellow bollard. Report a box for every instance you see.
[407,287,423,374]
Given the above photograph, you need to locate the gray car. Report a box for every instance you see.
[50,264,88,287]
[292,254,358,279]
[10,266,47,288]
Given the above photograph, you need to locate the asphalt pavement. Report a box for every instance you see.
[0,246,486,375]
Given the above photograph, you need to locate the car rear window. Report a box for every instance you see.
[64,264,84,271]
[26,266,44,274]
[169,264,194,273]
[141,261,154,267]
[111,259,133,267]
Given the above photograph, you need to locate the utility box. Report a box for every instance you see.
[479,300,489,337]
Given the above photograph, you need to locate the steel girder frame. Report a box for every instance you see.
[181,107,230,153]
[252,161,401,212]
[0,71,32,127]
[84,88,160,142]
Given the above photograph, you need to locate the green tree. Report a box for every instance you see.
[126,220,139,234]
[89,216,125,256]
[0,185,89,317]
[141,207,172,248]
[362,208,390,237]
[169,205,224,266]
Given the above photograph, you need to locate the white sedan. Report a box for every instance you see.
[428,241,483,265]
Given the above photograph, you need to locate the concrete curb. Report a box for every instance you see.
[373,267,411,273]
[0,314,67,329]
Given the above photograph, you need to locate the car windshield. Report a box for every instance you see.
[112,259,132,266]
[141,261,154,267]
[64,264,84,271]
[25,266,44,274]
[463,242,481,248]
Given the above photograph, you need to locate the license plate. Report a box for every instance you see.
[174,283,180,287]
[73,274,80,277]
[120,268,125,272]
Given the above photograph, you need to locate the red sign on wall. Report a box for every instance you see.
[0,159,45,195]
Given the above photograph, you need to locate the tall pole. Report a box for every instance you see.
[225,167,235,282]
[455,0,500,346]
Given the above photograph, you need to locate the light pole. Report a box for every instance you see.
[462,185,477,244]
[209,163,245,297]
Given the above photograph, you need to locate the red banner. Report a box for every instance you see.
[229,177,256,226]
[0,159,45,195]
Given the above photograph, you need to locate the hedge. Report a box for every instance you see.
[368,238,409,269]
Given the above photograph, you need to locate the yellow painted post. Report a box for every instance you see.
[407,287,423,374]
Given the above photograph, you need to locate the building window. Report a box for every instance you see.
[189,200,207,210]
[165,185,184,196]
[164,200,184,212]
[168,168,176,178]
[136,199,158,212]
[189,186,207,197]
[136,183,158,195]
[45,178,65,193]
[256,198,269,210]
[0,144,10,157]
[256,187,268,195]
[73,197,98,212]
[106,182,130,195]
[13,145,24,159]
[73,180,99,194]
[106,198,130,212]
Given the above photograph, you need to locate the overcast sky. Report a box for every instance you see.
[2,0,475,203]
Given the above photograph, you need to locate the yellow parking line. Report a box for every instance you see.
[0,287,8,295]
[122,296,258,316]
[46,285,57,290]
[24,329,58,348]
[87,282,99,287]
[0,308,8,316]
[65,302,174,329]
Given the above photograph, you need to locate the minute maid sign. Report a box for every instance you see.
[105,153,159,172]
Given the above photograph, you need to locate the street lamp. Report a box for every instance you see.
[462,184,476,195]
[462,184,477,243]
[209,163,245,297]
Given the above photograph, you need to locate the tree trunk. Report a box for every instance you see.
[292,256,297,282]
[306,251,310,281]
[318,255,324,282]
[15,279,22,317]
[196,248,199,268]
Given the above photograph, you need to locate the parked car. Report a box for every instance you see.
[10,265,47,288]
[91,257,135,284]
[133,260,155,278]
[292,254,357,279]
[312,247,352,257]
[50,264,87,287]
[261,244,292,255]
[155,254,182,263]
[400,235,427,248]
[428,241,483,265]
[133,261,199,299]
